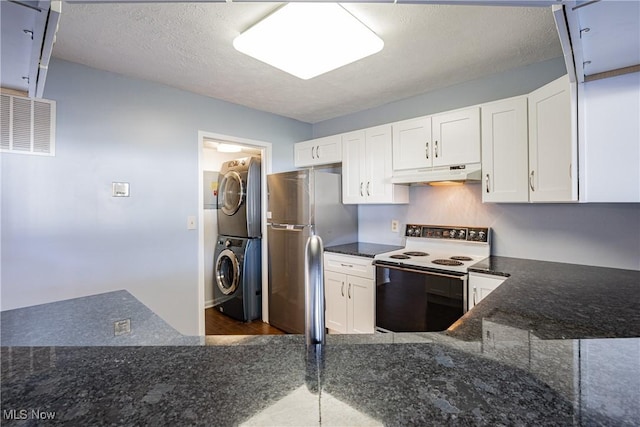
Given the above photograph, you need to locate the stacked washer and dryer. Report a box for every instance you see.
[213,156,262,322]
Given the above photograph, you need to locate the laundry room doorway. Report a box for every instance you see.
[197,131,273,336]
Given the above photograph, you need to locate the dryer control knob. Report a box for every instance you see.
[225,240,231,247]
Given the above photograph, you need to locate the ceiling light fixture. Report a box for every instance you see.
[233,3,384,80]
[217,143,243,153]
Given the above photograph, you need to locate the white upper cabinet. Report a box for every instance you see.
[481,75,577,203]
[528,75,577,202]
[392,107,480,173]
[392,116,432,171]
[481,96,529,203]
[579,72,640,202]
[431,107,481,167]
[294,135,342,167]
[342,125,408,204]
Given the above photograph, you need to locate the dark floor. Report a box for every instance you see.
[205,307,285,335]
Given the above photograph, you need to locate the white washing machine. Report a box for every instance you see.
[213,235,261,322]
[217,156,261,238]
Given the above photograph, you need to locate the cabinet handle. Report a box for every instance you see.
[311,146,316,159]
[366,181,371,196]
[435,140,439,158]
[341,282,344,297]
[485,174,490,193]
[473,286,477,306]
[348,283,351,299]
[359,182,364,197]
[529,170,535,192]
[340,263,354,268]
[316,145,320,158]
[426,142,429,159]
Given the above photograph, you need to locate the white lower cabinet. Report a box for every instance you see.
[324,253,375,334]
[468,272,506,311]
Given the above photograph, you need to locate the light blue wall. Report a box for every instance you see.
[0,59,311,334]
[310,57,640,271]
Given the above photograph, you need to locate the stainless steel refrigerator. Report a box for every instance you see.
[267,169,358,334]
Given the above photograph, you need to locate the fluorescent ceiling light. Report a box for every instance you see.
[217,143,242,153]
[233,3,384,80]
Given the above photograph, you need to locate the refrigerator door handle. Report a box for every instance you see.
[269,223,308,232]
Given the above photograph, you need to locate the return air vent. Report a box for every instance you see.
[0,93,55,156]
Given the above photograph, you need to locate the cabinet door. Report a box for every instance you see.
[392,117,432,171]
[325,270,347,333]
[294,135,342,167]
[432,107,480,167]
[294,140,316,167]
[469,273,506,310]
[481,97,529,203]
[364,125,394,203]
[528,75,577,202]
[341,131,366,204]
[347,275,375,334]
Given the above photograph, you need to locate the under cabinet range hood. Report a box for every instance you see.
[390,163,482,185]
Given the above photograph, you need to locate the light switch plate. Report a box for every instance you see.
[112,182,130,197]
[187,216,197,230]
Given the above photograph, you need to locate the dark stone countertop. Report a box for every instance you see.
[2,257,640,425]
[324,242,403,258]
[452,256,640,341]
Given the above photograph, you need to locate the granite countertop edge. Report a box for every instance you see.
[324,241,403,258]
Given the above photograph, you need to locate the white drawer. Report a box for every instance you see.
[324,253,375,279]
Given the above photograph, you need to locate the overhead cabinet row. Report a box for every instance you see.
[294,74,583,204]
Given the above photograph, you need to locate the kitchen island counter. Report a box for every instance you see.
[2,334,637,426]
[2,256,640,425]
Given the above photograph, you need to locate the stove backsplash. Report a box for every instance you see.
[358,184,640,271]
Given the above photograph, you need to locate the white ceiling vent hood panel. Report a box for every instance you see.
[391,163,482,185]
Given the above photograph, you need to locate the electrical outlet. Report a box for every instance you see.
[114,319,131,336]
[391,219,399,233]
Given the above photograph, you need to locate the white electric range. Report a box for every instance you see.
[373,224,491,333]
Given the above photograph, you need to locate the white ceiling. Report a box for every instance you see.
[52,2,563,124]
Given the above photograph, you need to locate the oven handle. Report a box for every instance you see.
[375,263,465,280]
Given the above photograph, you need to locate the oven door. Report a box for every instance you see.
[375,264,467,333]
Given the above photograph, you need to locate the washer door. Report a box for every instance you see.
[218,171,245,216]
[216,249,240,295]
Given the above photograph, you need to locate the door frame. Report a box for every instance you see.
[197,130,272,335]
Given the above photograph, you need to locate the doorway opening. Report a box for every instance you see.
[197,131,282,336]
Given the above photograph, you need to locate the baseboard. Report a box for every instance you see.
[205,299,215,309]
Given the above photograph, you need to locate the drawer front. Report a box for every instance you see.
[324,253,374,279]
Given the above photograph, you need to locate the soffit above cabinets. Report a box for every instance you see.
[562,0,640,82]
[0,1,61,98]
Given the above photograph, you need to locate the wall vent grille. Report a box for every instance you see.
[0,93,55,156]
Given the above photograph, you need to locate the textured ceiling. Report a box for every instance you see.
[52,2,563,123]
